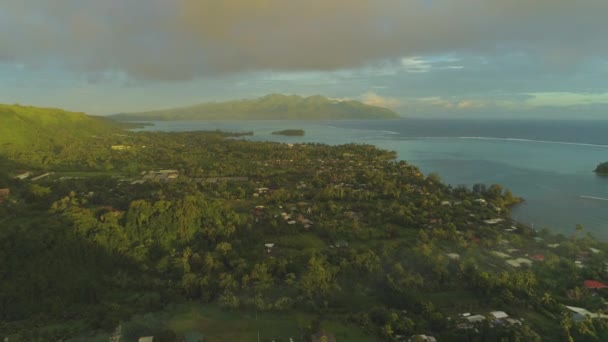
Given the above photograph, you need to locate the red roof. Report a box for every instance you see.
[531,254,545,261]
[584,280,608,289]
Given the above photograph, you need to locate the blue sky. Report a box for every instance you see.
[1,0,607,118]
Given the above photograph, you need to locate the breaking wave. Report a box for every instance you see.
[580,195,608,201]
[414,136,608,148]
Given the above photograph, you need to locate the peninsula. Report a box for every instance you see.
[110,94,400,121]
[271,129,305,136]
[594,162,608,175]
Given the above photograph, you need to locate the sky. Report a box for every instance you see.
[1,0,607,118]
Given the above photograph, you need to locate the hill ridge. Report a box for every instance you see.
[111,94,400,121]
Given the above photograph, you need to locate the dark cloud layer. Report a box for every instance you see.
[1,0,607,81]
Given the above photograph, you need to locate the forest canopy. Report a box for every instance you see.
[1,105,607,342]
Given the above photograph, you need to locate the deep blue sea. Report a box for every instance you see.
[138,119,608,239]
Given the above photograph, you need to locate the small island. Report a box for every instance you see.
[271,129,305,136]
[594,161,608,175]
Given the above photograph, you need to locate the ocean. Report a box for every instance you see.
[137,119,608,239]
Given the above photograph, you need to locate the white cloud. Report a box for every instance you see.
[413,96,485,109]
[401,58,433,73]
[401,56,464,73]
[524,92,608,106]
[361,92,401,108]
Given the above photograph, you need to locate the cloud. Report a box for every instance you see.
[415,97,485,110]
[401,58,433,73]
[401,56,463,73]
[0,0,607,81]
[454,100,483,109]
[524,92,608,107]
[361,92,401,108]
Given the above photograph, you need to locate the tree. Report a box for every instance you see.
[299,255,339,302]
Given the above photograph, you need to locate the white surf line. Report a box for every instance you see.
[413,136,608,148]
[580,195,608,201]
[457,137,608,148]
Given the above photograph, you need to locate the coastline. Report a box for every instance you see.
[134,119,608,240]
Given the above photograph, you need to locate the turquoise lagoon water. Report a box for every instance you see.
[138,119,608,239]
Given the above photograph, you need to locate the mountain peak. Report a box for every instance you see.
[111,94,400,121]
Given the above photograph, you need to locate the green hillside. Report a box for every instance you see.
[111,94,400,121]
[0,104,122,167]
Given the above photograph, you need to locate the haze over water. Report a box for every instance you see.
[139,118,608,240]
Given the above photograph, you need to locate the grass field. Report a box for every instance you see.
[74,303,374,342]
[166,304,373,342]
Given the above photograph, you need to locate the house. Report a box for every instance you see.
[584,280,608,290]
[506,318,522,325]
[492,251,510,259]
[409,334,437,342]
[474,198,487,205]
[265,243,275,253]
[565,305,608,322]
[506,259,522,268]
[516,258,533,266]
[446,253,460,260]
[14,171,32,180]
[484,218,504,225]
[0,188,9,203]
[31,172,52,182]
[531,254,545,261]
[466,315,486,323]
[490,311,509,320]
[590,247,601,254]
[138,337,153,342]
[506,258,533,267]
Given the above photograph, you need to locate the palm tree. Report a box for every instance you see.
[541,292,555,306]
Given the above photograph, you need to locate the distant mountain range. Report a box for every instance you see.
[110,94,400,121]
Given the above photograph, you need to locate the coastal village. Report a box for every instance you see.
[4,135,608,341]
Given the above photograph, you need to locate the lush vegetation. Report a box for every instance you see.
[111,94,399,121]
[272,129,305,136]
[594,162,608,175]
[3,105,608,341]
